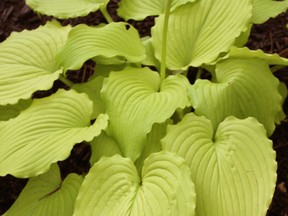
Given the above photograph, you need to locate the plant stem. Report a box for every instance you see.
[59,75,74,88]
[196,67,203,80]
[271,65,285,73]
[160,0,172,80]
[100,7,114,23]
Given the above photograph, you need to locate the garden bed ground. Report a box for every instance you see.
[0,0,288,215]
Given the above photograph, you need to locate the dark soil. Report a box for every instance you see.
[0,0,288,215]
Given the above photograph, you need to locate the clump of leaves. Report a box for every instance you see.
[1,0,288,215]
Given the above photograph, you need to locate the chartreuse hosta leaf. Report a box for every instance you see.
[0,21,71,105]
[190,58,284,136]
[101,67,190,161]
[0,89,108,178]
[252,0,288,24]
[0,99,32,121]
[118,0,195,21]
[4,164,83,216]
[89,120,170,167]
[73,75,106,119]
[26,0,108,19]
[162,113,276,216]
[89,131,121,165]
[74,152,196,216]
[141,37,160,69]
[227,46,288,65]
[57,22,145,71]
[151,0,252,70]
[134,120,171,173]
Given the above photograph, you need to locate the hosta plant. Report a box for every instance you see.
[1,0,288,215]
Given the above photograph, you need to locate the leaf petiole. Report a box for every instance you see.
[100,6,114,23]
[59,74,74,88]
[160,0,172,80]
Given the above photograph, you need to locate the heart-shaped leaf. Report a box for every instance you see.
[0,89,108,178]
[25,0,109,19]
[252,0,288,24]
[57,23,145,71]
[74,152,196,216]
[4,164,83,216]
[0,21,71,105]
[151,0,252,69]
[162,113,276,216]
[101,67,190,161]
[190,58,284,136]
[118,0,195,21]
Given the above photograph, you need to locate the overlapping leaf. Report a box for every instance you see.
[0,21,71,105]
[73,75,106,119]
[252,0,288,24]
[190,58,284,136]
[0,99,32,121]
[4,164,83,216]
[57,23,145,71]
[134,121,171,173]
[141,37,160,69]
[89,120,170,167]
[74,152,196,216]
[89,131,121,165]
[226,46,288,65]
[0,89,108,178]
[101,67,190,161]
[162,113,276,216]
[118,0,195,20]
[26,0,108,19]
[151,0,252,69]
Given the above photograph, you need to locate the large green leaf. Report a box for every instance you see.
[0,21,71,105]
[74,152,196,216]
[101,67,190,161]
[151,1,252,70]
[0,89,108,178]
[57,23,145,71]
[252,0,288,24]
[162,113,276,216]
[118,0,195,21]
[4,164,83,216]
[190,58,284,136]
[25,0,108,19]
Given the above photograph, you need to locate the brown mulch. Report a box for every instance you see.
[0,0,288,215]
